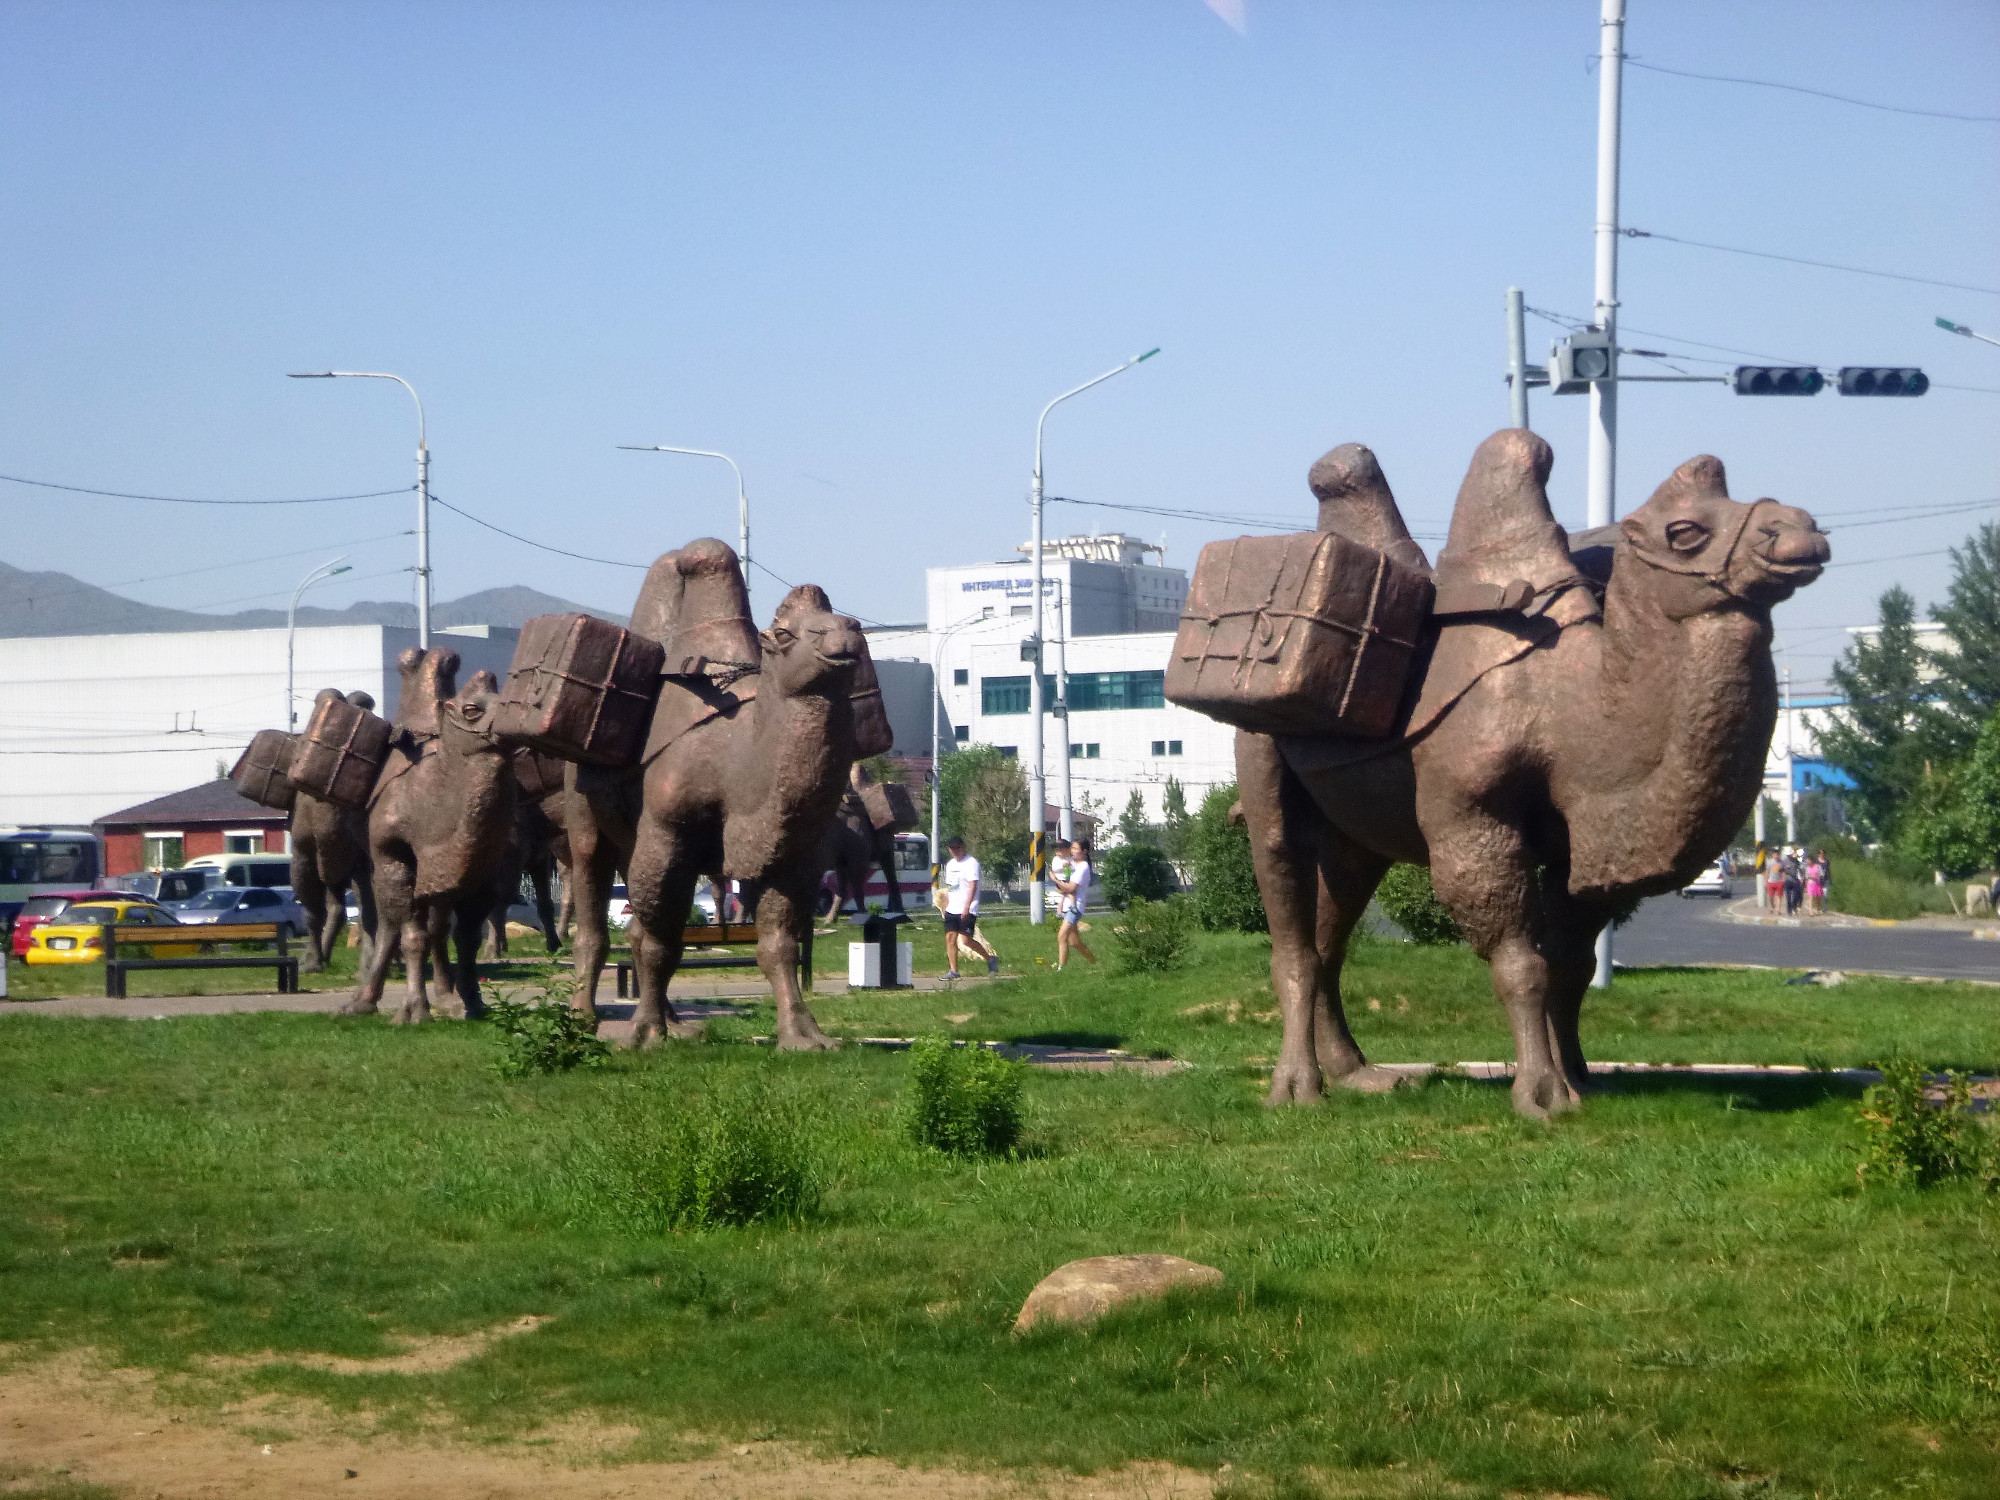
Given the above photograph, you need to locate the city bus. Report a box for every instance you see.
[0,828,105,932]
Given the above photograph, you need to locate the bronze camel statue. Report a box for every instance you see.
[1236,429,1827,1118]
[290,688,379,972]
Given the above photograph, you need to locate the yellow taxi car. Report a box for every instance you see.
[23,898,198,964]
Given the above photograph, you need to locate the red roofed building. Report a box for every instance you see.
[92,779,290,876]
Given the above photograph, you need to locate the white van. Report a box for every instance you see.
[182,853,295,889]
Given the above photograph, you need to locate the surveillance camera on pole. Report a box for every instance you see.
[1547,330,1614,396]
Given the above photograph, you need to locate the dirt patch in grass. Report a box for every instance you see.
[1,1348,1221,1499]
[199,1315,553,1376]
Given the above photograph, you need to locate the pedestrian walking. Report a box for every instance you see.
[1763,846,1783,912]
[1051,837,1098,971]
[1805,850,1828,917]
[939,835,999,980]
[1782,848,1804,917]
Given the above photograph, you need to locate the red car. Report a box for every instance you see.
[10,890,161,959]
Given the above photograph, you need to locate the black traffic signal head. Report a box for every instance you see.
[1733,366,1824,396]
[1838,367,1929,396]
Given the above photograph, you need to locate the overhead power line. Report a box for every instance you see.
[1626,59,2000,124]
[1623,229,2000,297]
[430,494,646,570]
[0,473,412,505]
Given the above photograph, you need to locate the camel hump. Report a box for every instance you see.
[346,689,376,711]
[1646,454,1730,508]
[1309,443,1431,577]
[631,537,759,672]
[1436,429,1580,596]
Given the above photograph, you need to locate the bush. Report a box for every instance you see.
[1097,841,1176,908]
[1108,895,1197,974]
[489,982,611,1078]
[901,1035,1024,1156]
[1858,1058,1992,1189]
[1824,839,1959,920]
[1373,864,1463,945]
[1190,782,1266,933]
[572,1073,823,1230]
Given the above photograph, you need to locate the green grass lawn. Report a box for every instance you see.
[4,930,2000,1497]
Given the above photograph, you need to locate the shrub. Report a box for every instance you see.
[1823,839,1959,920]
[1858,1058,1992,1189]
[1108,895,1196,974]
[1097,841,1176,908]
[574,1073,823,1230]
[1190,782,1266,933]
[488,982,611,1078]
[1373,864,1463,945]
[901,1035,1024,1156]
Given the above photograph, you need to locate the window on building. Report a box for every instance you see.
[1168,741,1183,756]
[953,668,968,686]
[1086,743,1100,758]
[1010,605,1031,617]
[1151,740,1165,756]
[954,725,969,742]
[143,834,185,871]
[1065,670,1166,712]
[224,832,262,855]
[1070,743,1083,759]
[998,746,1017,759]
[980,674,1057,715]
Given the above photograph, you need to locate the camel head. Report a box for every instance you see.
[1618,456,1828,619]
[392,647,462,736]
[761,584,866,697]
[439,668,506,755]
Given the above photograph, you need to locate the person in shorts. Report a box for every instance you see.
[940,836,998,979]
[1052,837,1098,971]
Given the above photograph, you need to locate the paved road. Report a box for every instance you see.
[1615,893,2000,982]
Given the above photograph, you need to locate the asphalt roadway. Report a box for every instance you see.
[1615,892,2000,983]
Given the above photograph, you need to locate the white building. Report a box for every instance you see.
[868,533,1235,829]
[0,623,519,828]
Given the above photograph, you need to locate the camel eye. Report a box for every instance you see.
[1666,520,1708,554]
[768,626,795,648]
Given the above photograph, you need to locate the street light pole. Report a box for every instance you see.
[618,445,751,591]
[929,610,988,896]
[288,372,430,646]
[1506,287,1531,430]
[1028,348,1159,925]
[1589,0,1625,990]
[1053,579,1074,843]
[287,557,352,730]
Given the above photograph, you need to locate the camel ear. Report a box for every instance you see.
[463,669,499,695]
[772,583,834,631]
[1645,455,1730,510]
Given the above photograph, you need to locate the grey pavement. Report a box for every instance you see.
[1616,892,2000,983]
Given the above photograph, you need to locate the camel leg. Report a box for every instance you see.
[428,906,455,997]
[1237,730,1332,1104]
[316,882,347,973]
[393,897,435,1026]
[354,868,379,973]
[1430,821,1572,1120]
[452,898,489,1020]
[1539,884,1605,1104]
[566,834,620,1022]
[755,877,837,1052]
[532,858,560,956]
[628,863,701,1048]
[877,834,906,915]
[294,855,330,973]
[1310,828,1398,1094]
[345,859,409,1015]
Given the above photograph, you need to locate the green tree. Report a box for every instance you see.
[1899,708,2000,877]
[1930,523,2000,748]
[935,745,1029,884]
[1374,864,1463,945]
[1189,782,1266,933]
[1116,789,1158,848]
[1158,777,1192,874]
[1818,585,1943,840]
[1097,842,1177,908]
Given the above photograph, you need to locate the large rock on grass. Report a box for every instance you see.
[1012,1255,1223,1334]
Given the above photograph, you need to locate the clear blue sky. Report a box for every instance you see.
[3,1,1995,689]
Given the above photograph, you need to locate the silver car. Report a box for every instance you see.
[173,884,312,937]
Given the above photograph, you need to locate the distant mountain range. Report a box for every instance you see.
[0,560,626,638]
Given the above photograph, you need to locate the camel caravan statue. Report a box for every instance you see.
[289,689,380,972]
[500,537,892,1047]
[1166,428,1827,1118]
[820,762,919,918]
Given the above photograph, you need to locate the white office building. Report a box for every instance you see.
[867,533,1236,830]
[0,623,520,828]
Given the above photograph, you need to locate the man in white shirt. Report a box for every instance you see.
[1051,837,1098,971]
[940,836,999,979]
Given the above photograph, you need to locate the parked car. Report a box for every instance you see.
[172,885,311,937]
[24,899,196,964]
[1679,860,1733,898]
[98,868,217,908]
[180,854,295,889]
[12,889,172,959]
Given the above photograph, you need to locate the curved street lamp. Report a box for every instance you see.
[288,556,352,730]
[617,444,751,588]
[288,371,432,646]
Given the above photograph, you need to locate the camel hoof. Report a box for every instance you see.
[461,999,489,1022]
[1264,1063,1324,1106]
[777,1030,841,1052]
[338,996,380,1017]
[392,1002,430,1026]
[1512,1073,1580,1120]
[1330,1063,1406,1094]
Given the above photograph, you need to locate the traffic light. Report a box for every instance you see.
[1838,367,1929,397]
[1547,330,1613,395]
[1732,366,1824,396]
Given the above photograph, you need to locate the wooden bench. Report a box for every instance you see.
[614,923,814,998]
[103,921,298,998]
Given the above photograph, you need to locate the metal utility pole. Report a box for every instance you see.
[1507,287,1531,430]
[1589,0,1626,990]
[1028,348,1158,925]
[1053,579,1073,842]
[287,557,352,729]
[618,445,751,592]
[289,371,432,646]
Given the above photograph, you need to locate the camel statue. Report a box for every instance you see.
[1232,429,1826,1117]
[819,765,909,917]
[290,687,379,971]
[481,792,565,960]
[344,649,518,1024]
